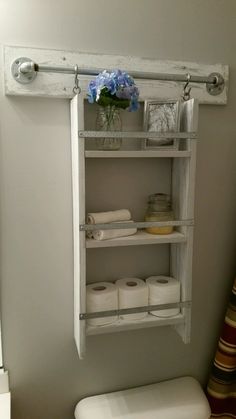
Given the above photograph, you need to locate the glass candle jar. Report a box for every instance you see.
[145,193,174,235]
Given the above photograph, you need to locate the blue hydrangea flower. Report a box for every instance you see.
[87,69,139,112]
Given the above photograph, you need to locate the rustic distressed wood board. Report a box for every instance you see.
[4,45,228,104]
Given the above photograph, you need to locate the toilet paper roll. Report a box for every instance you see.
[116,278,148,321]
[146,276,181,318]
[86,282,118,326]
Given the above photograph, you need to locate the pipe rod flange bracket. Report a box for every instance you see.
[11,57,37,84]
[207,72,225,96]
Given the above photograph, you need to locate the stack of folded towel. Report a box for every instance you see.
[87,209,137,241]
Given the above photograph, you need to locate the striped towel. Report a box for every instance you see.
[207,278,236,418]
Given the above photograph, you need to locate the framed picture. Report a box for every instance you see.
[143,100,181,149]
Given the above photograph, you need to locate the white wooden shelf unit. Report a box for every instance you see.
[71,93,197,359]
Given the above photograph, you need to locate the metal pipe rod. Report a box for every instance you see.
[12,58,225,94]
[80,220,194,231]
[80,301,191,320]
[20,61,217,84]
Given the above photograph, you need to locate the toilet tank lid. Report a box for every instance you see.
[75,376,210,419]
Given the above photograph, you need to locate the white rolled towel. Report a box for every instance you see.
[92,221,137,241]
[87,209,131,225]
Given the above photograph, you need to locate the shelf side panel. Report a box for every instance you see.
[171,98,198,343]
[70,94,86,359]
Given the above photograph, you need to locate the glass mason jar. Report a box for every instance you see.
[145,193,174,235]
[95,105,122,150]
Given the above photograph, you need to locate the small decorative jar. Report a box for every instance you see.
[95,105,122,150]
[145,193,174,235]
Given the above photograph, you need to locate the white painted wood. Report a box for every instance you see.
[171,98,198,343]
[4,45,228,104]
[0,372,9,394]
[86,231,186,249]
[85,150,191,158]
[70,94,86,359]
[0,326,3,369]
[0,393,10,419]
[71,87,198,354]
[86,313,185,336]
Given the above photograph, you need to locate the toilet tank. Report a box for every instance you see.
[75,376,211,419]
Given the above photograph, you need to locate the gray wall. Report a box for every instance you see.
[0,1,236,418]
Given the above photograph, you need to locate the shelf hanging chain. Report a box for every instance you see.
[182,73,192,101]
[73,65,81,95]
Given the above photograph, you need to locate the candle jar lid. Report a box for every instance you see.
[147,193,172,212]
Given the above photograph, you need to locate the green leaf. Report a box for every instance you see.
[97,91,129,109]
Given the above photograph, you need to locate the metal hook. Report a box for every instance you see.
[182,73,192,101]
[73,65,81,95]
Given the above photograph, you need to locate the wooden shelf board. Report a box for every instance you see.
[86,230,186,248]
[85,150,191,158]
[86,312,185,336]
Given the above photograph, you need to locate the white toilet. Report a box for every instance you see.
[75,376,211,419]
